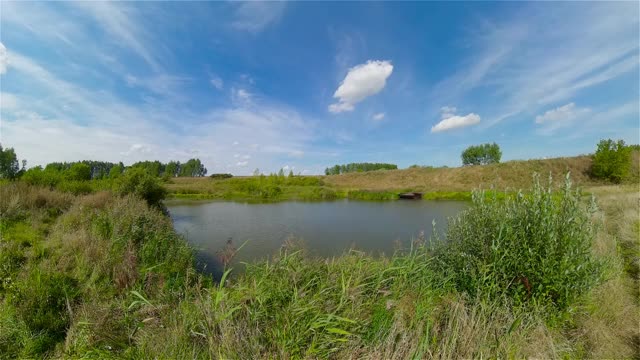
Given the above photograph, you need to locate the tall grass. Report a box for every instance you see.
[0,175,637,358]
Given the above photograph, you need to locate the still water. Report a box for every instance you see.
[167,199,466,275]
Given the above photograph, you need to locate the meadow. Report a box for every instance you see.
[1,169,638,358]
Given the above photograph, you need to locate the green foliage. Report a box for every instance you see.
[115,168,167,207]
[209,173,233,179]
[65,163,92,181]
[179,158,207,177]
[10,270,78,355]
[325,162,398,175]
[461,142,502,166]
[591,139,632,183]
[131,160,165,177]
[0,144,24,180]
[108,162,125,179]
[21,166,63,188]
[437,174,602,309]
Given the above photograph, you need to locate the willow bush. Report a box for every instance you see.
[437,174,602,309]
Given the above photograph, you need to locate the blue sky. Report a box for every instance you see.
[0,1,638,175]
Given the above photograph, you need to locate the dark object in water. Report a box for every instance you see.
[399,192,423,200]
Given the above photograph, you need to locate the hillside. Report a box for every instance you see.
[323,155,601,191]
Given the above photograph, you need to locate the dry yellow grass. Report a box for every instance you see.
[323,155,598,191]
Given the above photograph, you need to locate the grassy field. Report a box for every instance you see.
[165,155,618,202]
[1,171,638,358]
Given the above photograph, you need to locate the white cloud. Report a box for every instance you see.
[1,51,314,175]
[0,43,7,74]
[231,87,252,105]
[232,141,239,146]
[236,161,248,167]
[69,2,162,71]
[329,60,393,113]
[0,92,18,110]
[431,107,481,133]
[210,75,224,90]
[120,143,152,156]
[535,103,592,135]
[231,2,286,33]
[328,102,354,113]
[242,154,251,159]
[372,112,385,121]
[535,103,589,124]
[430,3,639,128]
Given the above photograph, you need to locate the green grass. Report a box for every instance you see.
[0,176,637,358]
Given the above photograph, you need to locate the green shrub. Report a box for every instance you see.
[57,180,93,195]
[591,139,632,183]
[21,167,63,188]
[115,168,167,208]
[437,174,602,310]
[64,163,92,181]
[209,173,233,179]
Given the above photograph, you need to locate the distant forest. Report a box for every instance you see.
[27,158,207,181]
[325,162,398,175]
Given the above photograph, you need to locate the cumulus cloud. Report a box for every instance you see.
[0,42,7,74]
[535,103,589,124]
[329,60,393,113]
[372,112,385,121]
[431,107,481,133]
[236,161,248,167]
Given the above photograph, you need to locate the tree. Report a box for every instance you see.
[0,144,21,179]
[253,168,260,176]
[461,143,502,166]
[109,162,125,179]
[592,139,632,183]
[179,158,207,177]
[65,163,92,181]
[115,167,167,208]
[278,168,285,178]
[165,161,180,178]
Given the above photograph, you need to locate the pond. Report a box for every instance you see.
[167,199,467,276]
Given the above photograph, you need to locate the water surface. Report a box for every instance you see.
[168,199,466,275]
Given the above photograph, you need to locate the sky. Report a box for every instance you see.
[0,1,638,175]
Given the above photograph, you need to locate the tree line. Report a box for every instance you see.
[324,163,398,175]
[0,145,208,183]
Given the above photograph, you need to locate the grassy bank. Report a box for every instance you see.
[165,155,625,202]
[1,174,638,358]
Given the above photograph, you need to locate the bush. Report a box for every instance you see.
[64,163,92,181]
[21,167,63,188]
[209,173,233,179]
[461,143,502,166]
[591,139,632,183]
[437,174,602,310]
[115,168,167,208]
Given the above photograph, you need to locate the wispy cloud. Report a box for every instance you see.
[534,103,591,135]
[210,75,224,90]
[231,2,287,33]
[0,43,7,74]
[2,50,315,175]
[372,112,385,121]
[431,3,639,128]
[70,2,163,71]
